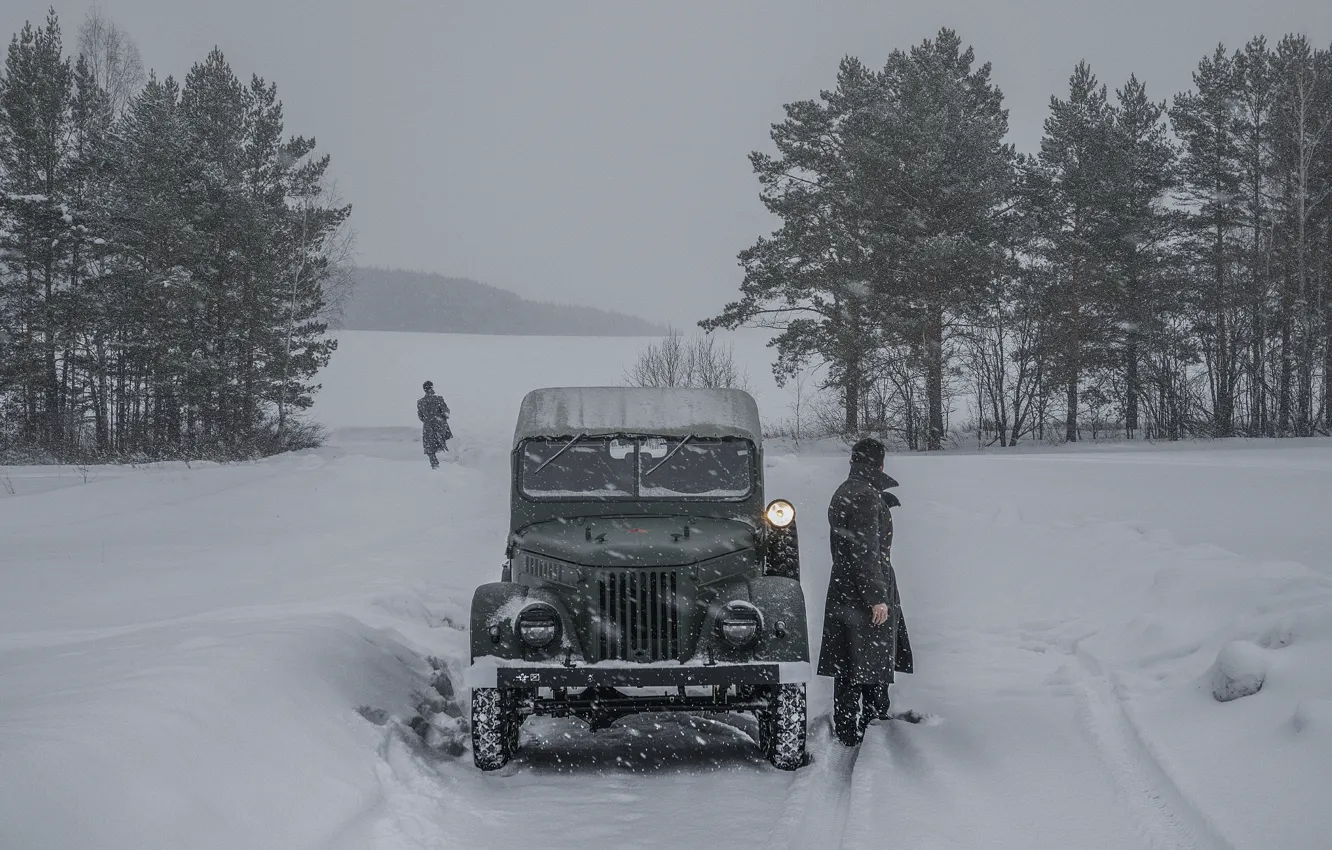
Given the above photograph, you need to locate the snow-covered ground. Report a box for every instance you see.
[3,330,1331,849]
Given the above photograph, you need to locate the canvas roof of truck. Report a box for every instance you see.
[512,386,762,447]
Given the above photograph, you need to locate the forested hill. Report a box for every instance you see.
[340,267,667,336]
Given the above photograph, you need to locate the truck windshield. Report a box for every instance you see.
[519,437,753,500]
[639,437,752,497]
[520,437,635,498]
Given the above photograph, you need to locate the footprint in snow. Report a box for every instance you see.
[884,709,941,726]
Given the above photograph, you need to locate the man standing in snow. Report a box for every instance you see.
[818,437,912,745]
[417,381,451,469]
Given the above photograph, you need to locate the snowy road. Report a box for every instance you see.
[4,332,1332,850]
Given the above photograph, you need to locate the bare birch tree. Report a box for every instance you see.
[78,6,144,118]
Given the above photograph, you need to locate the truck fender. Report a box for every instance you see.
[469,582,528,661]
[747,576,811,663]
[696,576,811,665]
[468,582,583,665]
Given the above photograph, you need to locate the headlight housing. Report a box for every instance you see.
[717,601,762,649]
[516,603,561,649]
[766,499,795,528]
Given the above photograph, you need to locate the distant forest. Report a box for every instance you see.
[341,267,665,337]
[709,28,1332,449]
[0,11,348,462]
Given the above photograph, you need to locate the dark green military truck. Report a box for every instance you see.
[464,387,810,770]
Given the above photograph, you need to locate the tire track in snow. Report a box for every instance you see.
[839,721,891,850]
[1073,649,1238,850]
[370,728,464,850]
[763,718,861,850]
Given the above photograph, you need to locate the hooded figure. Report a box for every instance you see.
[818,437,913,744]
[417,381,452,469]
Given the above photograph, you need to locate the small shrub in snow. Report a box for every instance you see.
[1209,640,1267,702]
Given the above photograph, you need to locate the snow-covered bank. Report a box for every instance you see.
[3,330,1331,849]
[0,440,486,850]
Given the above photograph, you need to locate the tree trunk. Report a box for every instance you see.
[1125,329,1140,439]
[844,356,861,435]
[43,268,61,455]
[1213,208,1235,437]
[1158,364,1168,440]
[1279,269,1293,434]
[1252,307,1267,436]
[1247,114,1267,437]
[1065,375,1079,443]
[1325,229,1332,432]
[1323,313,1332,432]
[925,304,944,451]
[1066,256,1082,444]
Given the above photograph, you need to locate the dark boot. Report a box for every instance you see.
[864,682,891,720]
[428,453,439,469]
[833,676,865,746]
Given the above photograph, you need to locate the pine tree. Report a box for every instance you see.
[1104,75,1176,438]
[705,31,1014,446]
[1172,45,1244,436]
[102,72,191,454]
[62,52,112,451]
[872,28,1016,450]
[701,56,887,433]
[1233,38,1277,435]
[1026,61,1119,441]
[248,76,349,446]
[0,11,75,451]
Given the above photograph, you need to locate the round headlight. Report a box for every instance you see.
[717,601,762,649]
[766,499,796,528]
[516,604,560,649]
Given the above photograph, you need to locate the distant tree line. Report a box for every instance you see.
[0,9,350,461]
[706,28,1332,449]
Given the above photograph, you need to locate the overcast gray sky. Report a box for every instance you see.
[4,1,1331,326]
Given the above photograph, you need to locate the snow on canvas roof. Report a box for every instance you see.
[513,386,761,446]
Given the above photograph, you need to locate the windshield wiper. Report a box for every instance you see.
[534,433,586,475]
[645,434,695,477]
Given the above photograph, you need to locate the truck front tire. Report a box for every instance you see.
[472,687,519,770]
[765,683,807,770]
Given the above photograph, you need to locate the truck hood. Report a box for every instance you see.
[514,515,756,568]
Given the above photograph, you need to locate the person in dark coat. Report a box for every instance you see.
[873,468,913,678]
[417,381,451,469]
[818,437,912,744]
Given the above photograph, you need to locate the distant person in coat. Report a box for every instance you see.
[417,381,451,469]
[818,437,913,745]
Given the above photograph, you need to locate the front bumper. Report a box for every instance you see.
[464,659,811,689]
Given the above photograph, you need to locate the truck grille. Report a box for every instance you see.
[594,569,681,662]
